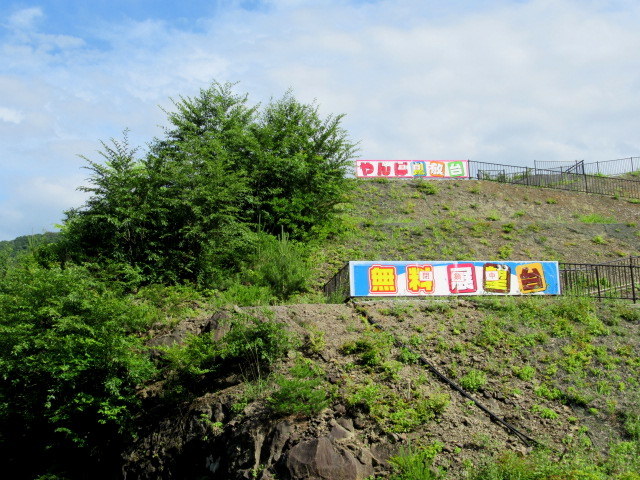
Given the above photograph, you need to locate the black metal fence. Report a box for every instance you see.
[534,158,640,177]
[323,257,640,302]
[534,160,586,175]
[467,160,640,199]
[559,257,639,302]
[322,262,350,300]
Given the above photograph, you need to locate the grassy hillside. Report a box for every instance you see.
[126,296,640,478]
[3,178,639,479]
[122,179,640,479]
[313,178,640,285]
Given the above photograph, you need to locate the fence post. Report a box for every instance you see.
[595,265,601,300]
[631,257,637,304]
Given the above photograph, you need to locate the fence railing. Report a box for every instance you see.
[559,257,639,302]
[323,257,640,302]
[322,262,350,300]
[467,160,640,199]
[534,160,586,175]
[535,158,640,178]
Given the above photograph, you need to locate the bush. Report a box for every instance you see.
[268,359,330,416]
[459,369,488,392]
[253,232,310,300]
[414,181,439,196]
[165,312,293,383]
[0,260,156,477]
[512,364,536,381]
[221,313,294,378]
[341,330,395,368]
[623,411,640,440]
[389,443,444,480]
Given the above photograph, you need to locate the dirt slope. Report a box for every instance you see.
[126,297,640,479]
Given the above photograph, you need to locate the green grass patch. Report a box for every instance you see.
[579,214,617,224]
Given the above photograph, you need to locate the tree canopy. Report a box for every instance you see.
[58,82,357,286]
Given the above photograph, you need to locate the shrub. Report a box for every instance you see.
[165,312,293,382]
[341,331,394,368]
[253,232,310,300]
[623,412,640,440]
[389,443,444,480]
[222,313,293,372]
[531,404,558,419]
[346,382,383,412]
[459,369,488,392]
[486,210,501,221]
[268,359,330,416]
[0,260,156,477]
[398,347,421,365]
[512,364,536,381]
[534,384,562,400]
[497,244,513,259]
[415,181,439,195]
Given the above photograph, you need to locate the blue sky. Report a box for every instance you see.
[1,0,640,240]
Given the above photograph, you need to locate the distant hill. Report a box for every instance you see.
[0,232,60,257]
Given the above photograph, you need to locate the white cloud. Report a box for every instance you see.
[0,106,23,123]
[8,7,43,30]
[2,0,640,239]
[0,174,88,239]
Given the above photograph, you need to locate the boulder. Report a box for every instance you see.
[283,437,373,480]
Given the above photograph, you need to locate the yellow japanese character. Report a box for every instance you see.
[369,265,397,294]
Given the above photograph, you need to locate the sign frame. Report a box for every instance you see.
[349,260,561,297]
[355,160,470,179]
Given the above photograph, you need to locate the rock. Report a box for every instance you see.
[355,448,373,467]
[147,310,231,351]
[353,416,367,429]
[329,419,354,441]
[336,417,354,432]
[370,443,395,466]
[200,311,232,340]
[284,437,373,480]
[262,420,292,466]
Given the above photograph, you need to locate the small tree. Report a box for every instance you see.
[253,232,310,300]
[59,81,357,287]
[247,92,358,239]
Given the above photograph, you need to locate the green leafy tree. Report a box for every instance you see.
[247,92,358,239]
[0,258,156,478]
[58,81,357,287]
[60,130,149,271]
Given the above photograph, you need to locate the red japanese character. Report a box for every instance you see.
[359,162,374,177]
